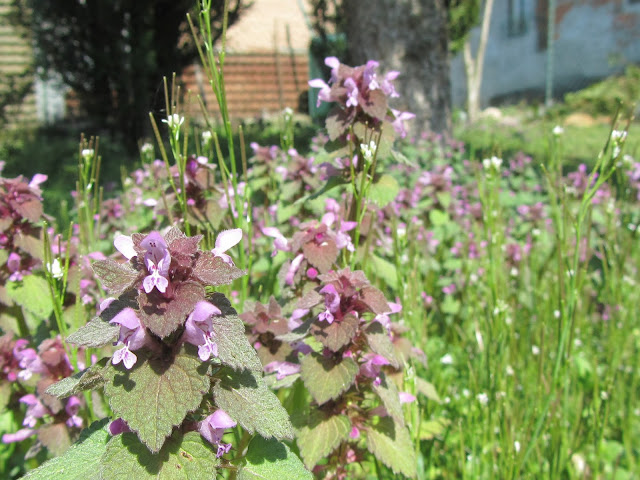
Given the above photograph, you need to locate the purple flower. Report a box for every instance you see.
[308,78,332,107]
[360,353,390,386]
[264,361,301,380]
[20,394,47,428]
[211,229,242,266]
[318,284,341,324]
[65,396,83,428]
[374,302,402,331]
[390,109,415,139]
[108,418,131,435]
[110,308,148,369]
[114,234,136,260]
[199,410,236,457]
[344,78,359,108]
[2,428,35,444]
[140,231,171,294]
[183,301,222,361]
[285,253,304,286]
[261,226,289,257]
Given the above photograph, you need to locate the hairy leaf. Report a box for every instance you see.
[238,436,312,480]
[192,251,246,286]
[14,231,44,260]
[326,107,352,141]
[212,313,264,374]
[365,417,416,478]
[92,259,140,295]
[138,282,204,338]
[297,289,323,310]
[100,431,219,480]
[365,322,400,368]
[212,368,293,440]
[359,286,390,315]
[66,317,119,348]
[311,313,359,352]
[163,226,186,246]
[21,419,110,480]
[45,359,108,398]
[300,353,358,405]
[372,372,404,427]
[359,88,388,120]
[296,413,350,470]
[416,378,441,403]
[302,238,338,274]
[103,346,210,453]
[6,275,53,321]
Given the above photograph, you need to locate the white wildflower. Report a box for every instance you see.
[552,125,564,136]
[81,149,94,160]
[532,345,540,356]
[440,353,453,365]
[47,258,64,279]
[476,392,489,405]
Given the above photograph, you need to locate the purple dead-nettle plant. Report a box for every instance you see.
[250,266,419,478]
[43,226,296,476]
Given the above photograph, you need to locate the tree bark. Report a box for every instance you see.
[343,0,451,137]
[463,0,494,123]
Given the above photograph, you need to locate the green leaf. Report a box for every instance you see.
[370,254,397,289]
[310,313,359,352]
[416,378,441,404]
[100,431,219,480]
[6,275,53,321]
[45,358,108,398]
[66,317,119,348]
[21,419,110,480]
[372,372,404,427]
[212,368,294,440]
[92,259,140,296]
[367,174,399,207]
[418,418,450,440]
[238,436,312,480]
[365,322,400,369]
[365,417,416,478]
[300,353,358,405]
[103,345,210,453]
[429,209,449,227]
[295,413,350,470]
[209,293,263,374]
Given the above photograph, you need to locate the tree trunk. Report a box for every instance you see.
[343,0,451,137]
[463,0,495,123]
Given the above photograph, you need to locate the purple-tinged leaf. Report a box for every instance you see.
[325,107,352,141]
[101,431,219,479]
[92,259,140,295]
[358,286,391,315]
[300,353,358,405]
[297,289,323,310]
[103,345,210,453]
[38,423,71,456]
[365,417,416,479]
[295,413,350,470]
[302,238,338,274]
[359,88,388,120]
[192,251,246,287]
[138,282,204,338]
[13,231,44,260]
[14,197,43,223]
[311,313,359,352]
[169,234,203,257]
[212,368,294,441]
[163,226,187,246]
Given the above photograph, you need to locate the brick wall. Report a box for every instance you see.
[182,52,309,121]
[0,0,36,126]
